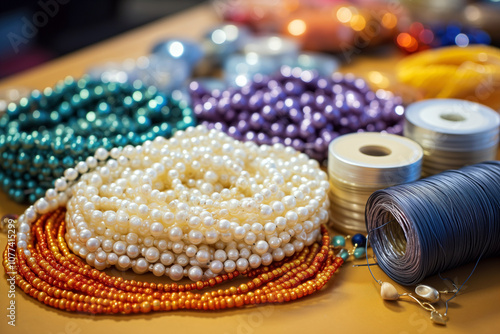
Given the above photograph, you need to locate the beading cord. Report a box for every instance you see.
[0,76,195,203]
[3,209,342,314]
[404,98,499,177]
[366,161,500,286]
[327,132,423,233]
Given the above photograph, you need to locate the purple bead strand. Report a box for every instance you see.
[189,66,405,163]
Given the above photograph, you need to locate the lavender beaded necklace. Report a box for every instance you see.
[189,66,405,163]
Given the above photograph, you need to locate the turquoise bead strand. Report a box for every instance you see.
[0,76,196,203]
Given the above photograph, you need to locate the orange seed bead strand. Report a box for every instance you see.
[3,209,343,314]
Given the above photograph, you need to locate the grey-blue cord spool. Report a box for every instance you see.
[365,161,500,286]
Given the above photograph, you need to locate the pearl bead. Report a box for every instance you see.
[269,237,281,249]
[85,238,100,252]
[186,245,198,257]
[107,253,118,265]
[126,245,140,258]
[54,178,68,191]
[169,264,184,281]
[169,227,183,242]
[248,254,262,268]
[283,243,295,256]
[196,249,210,264]
[260,205,272,216]
[95,251,107,262]
[64,168,78,181]
[236,258,249,271]
[264,223,276,235]
[261,252,273,266]
[45,188,57,200]
[188,266,203,281]
[209,260,224,274]
[254,240,269,255]
[113,241,127,255]
[172,242,184,254]
[227,249,239,261]
[214,249,227,262]
[160,252,174,266]
[188,230,203,244]
[95,148,109,161]
[152,263,166,276]
[117,255,131,269]
[272,248,285,261]
[234,226,246,239]
[134,258,149,274]
[224,260,236,273]
[86,157,97,169]
[205,230,219,244]
[34,198,49,214]
[18,223,30,233]
[150,222,163,237]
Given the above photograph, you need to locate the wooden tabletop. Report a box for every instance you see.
[1,4,500,334]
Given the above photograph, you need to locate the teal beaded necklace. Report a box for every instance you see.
[0,76,195,203]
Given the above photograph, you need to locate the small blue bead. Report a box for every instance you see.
[33,154,44,167]
[48,156,59,168]
[8,135,20,150]
[41,167,52,176]
[12,189,25,203]
[354,247,366,259]
[331,235,346,247]
[70,142,84,155]
[28,166,38,176]
[53,167,64,177]
[39,137,51,150]
[114,134,128,146]
[17,152,30,165]
[352,233,367,247]
[28,193,37,204]
[338,249,349,261]
[87,140,100,151]
[8,188,16,199]
[62,156,74,168]
[22,135,35,149]
[0,135,6,152]
[2,178,13,191]
[34,187,45,198]
[14,179,25,189]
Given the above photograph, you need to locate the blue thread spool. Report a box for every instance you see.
[366,161,500,286]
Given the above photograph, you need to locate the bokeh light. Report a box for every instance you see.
[350,15,366,31]
[287,19,307,36]
[381,12,398,29]
[336,7,352,23]
[418,29,434,44]
[455,33,470,47]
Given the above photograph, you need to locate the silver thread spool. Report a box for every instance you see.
[328,132,423,233]
[404,99,500,177]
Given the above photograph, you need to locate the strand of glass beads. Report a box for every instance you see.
[14,126,330,281]
[189,66,405,163]
[3,209,342,314]
[0,76,195,203]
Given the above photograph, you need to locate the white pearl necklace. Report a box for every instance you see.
[15,126,330,281]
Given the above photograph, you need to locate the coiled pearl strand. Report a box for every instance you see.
[15,126,330,281]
